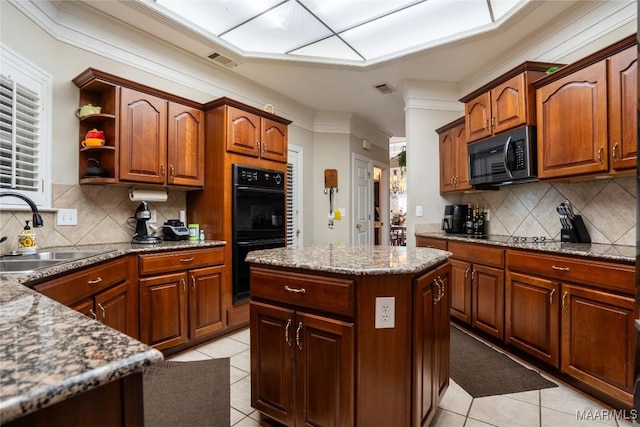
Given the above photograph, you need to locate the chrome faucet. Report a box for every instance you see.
[0,192,44,227]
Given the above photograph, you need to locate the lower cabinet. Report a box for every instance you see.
[33,256,138,338]
[506,249,636,407]
[250,301,355,426]
[138,247,225,351]
[413,263,451,427]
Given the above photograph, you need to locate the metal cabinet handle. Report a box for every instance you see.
[181,278,186,294]
[284,285,306,294]
[437,276,446,300]
[161,164,165,176]
[89,309,97,320]
[549,288,556,307]
[87,277,102,285]
[464,267,470,279]
[285,319,292,347]
[256,140,260,149]
[98,303,106,323]
[262,141,267,152]
[191,275,196,291]
[296,322,303,350]
[471,269,476,282]
[612,143,619,162]
[597,146,604,164]
[180,257,195,263]
[551,265,570,272]
[170,165,175,177]
[433,278,442,304]
[491,116,495,129]
[562,291,568,312]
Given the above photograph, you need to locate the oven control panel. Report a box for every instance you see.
[234,164,284,189]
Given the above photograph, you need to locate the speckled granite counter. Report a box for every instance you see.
[0,240,225,423]
[415,232,635,263]
[245,243,451,274]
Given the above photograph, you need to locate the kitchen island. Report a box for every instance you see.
[246,244,452,427]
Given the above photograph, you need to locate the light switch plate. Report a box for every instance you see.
[416,205,423,217]
[56,209,77,226]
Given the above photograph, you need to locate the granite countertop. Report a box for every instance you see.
[415,232,636,263]
[245,243,451,275]
[0,239,225,423]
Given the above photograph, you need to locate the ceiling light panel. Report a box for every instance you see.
[341,0,493,60]
[489,0,526,21]
[300,0,420,32]
[221,1,331,54]
[290,36,363,61]
[155,0,282,35]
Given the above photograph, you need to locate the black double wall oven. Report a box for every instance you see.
[232,164,286,304]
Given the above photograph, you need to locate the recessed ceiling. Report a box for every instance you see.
[152,0,528,66]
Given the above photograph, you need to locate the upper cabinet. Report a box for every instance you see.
[225,104,289,163]
[436,117,471,194]
[534,35,637,180]
[460,62,562,143]
[73,69,205,188]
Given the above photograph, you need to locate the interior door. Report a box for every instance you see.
[353,156,372,244]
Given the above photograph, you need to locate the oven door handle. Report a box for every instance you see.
[236,239,286,246]
[503,136,514,179]
[235,186,285,194]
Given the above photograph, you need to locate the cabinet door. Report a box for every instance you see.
[491,73,527,134]
[439,128,456,193]
[119,87,168,184]
[505,271,559,367]
[471,263,504,339]
[250,301,295,426]
[536,61,608,179]
[261,118,288,162]
[189,265,224,339]
[561,284,636,404]
[608,45,637,171]
[295,311,354,427]
[434,267,451,401]
[72,298,96,319]
[96,281,137,338]
[168,102,204,187]
[450,258,472,324]
[454,123,471,191]
[465,92,492,142]
[139,272,188,350]
[227,106,261,157]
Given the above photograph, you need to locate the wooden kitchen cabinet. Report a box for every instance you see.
[460,62,560,143]
[73,68,205,188]
[447,241,505,339]
[436,117,471,193]
[413,263,451,427]
[534,35,637,180]
[506,249,636,407]
[138,247,225,351]
[226,105,288,163]
[33,256,138,339]
[120,87,204,187]
[415,236,447,250]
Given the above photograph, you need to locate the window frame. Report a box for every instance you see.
[0,44,53,209]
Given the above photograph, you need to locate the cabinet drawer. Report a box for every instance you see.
[250,267,355,317]
[139,247,224,276]
[448,241,504,268]
[34,257,129,306]
[506,250,634,294]
[416,237,447,250]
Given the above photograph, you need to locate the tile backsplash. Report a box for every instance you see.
[0,184,187,253]
[417,177,636,246]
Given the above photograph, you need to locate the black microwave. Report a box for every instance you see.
[468,125,537,186]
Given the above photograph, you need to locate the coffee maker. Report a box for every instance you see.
[442,204,468,234]
[132,201,162,244]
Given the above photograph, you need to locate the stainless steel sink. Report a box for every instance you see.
[0,249,114,274]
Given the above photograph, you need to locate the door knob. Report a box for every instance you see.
[356,224,362,230]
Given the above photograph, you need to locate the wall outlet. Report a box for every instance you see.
[375,296,395,329]
[56,209,78,226]
[416,205,423,217]
[149,209,157,223]
[485,209,490,221]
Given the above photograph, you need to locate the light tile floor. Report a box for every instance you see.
[167,326,636,427]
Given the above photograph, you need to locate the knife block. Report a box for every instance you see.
[560,215,591,243]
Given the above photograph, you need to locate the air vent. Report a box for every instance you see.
[374,83,396,95]
[207,52,238,68]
